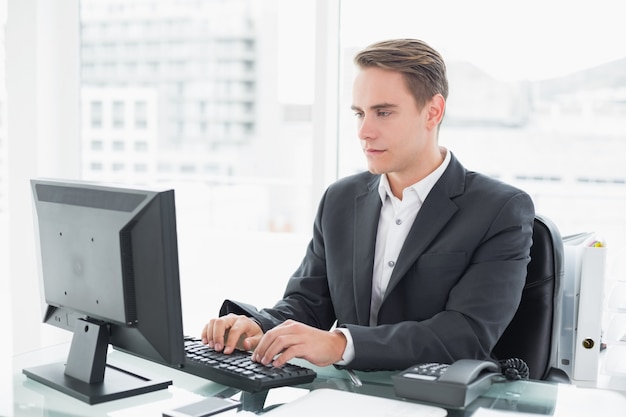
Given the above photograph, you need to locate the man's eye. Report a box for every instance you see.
[354,112,364,118]
[378,111,390,117]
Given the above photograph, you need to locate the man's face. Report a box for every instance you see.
[351,67,434,181]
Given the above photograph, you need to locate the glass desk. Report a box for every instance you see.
[11,343,626,416]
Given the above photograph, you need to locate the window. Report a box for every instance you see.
[134,100,147,128]
[112,101,125,128]
[90,101,103,128]
[134,140,148,152]
[111,162,124,171]
[78,0,319,333]
[338,0,626,254]
[179,164,196,174]
[5,0,626,381]
[337,0,626,372]
[112,140,124,151]
[90,139,103,151]
[157,162,173,173]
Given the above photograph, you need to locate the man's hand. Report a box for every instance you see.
[201,313,263,354]
[252,320,347,368]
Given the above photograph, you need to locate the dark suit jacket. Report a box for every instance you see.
[221,153,535,371]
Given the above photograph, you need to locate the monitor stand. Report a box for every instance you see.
[23,318,171,405]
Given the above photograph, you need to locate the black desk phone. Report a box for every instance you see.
[392,359,501,408]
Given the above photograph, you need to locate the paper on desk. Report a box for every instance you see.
[471,409,539,417]
[107,386,206,417]
[262,388,447,417]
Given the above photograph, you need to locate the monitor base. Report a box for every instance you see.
[23,362,171,405]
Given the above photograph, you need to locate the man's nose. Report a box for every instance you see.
[357,115,376,141]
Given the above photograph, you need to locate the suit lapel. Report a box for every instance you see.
[353,176,382,326]
[382,154,466,305]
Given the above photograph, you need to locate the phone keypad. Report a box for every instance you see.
[403,363,450,381]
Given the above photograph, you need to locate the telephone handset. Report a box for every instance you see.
[436,360,498,385]
[392,359,501,408]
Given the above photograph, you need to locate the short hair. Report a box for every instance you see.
[354,39,448,109]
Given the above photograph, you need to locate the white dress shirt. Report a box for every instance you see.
[336,148,451,364]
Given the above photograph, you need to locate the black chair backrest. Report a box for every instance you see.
[492,214,564,380]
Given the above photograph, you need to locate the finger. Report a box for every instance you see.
[269,342,303,367]
[242,333,263,351]
[224,316,264,353]
[253,321,299,365]
[222,318,249,354]
[209,314,237,351]
[251,328,275,364]
[207,318,225,350]
[265,323,308,367]
[201,319,220,346]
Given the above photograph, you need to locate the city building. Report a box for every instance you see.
[80,0,260,183]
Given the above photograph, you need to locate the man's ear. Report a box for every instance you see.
[426,94,445,130]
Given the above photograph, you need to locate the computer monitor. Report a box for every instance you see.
[23,178,185,404]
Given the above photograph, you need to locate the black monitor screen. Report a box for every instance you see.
[24,179,185,404]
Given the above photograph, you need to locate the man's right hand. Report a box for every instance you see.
[201,313,263,354]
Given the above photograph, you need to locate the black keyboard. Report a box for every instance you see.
[181,336,317,392]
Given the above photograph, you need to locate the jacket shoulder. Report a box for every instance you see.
[326,170,378,195]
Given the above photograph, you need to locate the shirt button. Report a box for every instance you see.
[395,219,402,225]
[388,260,395,267]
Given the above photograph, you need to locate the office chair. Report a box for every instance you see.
[492,214,570,382]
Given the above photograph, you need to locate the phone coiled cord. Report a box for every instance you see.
[498,358,529,380]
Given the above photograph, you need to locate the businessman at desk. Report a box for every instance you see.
[202,38,535,372]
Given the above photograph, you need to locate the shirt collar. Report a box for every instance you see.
[377,147,452,204]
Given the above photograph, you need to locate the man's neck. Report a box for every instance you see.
[386,147,446,199]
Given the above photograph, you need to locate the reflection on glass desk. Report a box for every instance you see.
[12,343,626,417]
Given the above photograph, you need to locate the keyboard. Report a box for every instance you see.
[181,336,317,392]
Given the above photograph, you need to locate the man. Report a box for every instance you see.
[202,38,534,371]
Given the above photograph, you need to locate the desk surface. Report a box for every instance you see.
[11,343,626,417]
